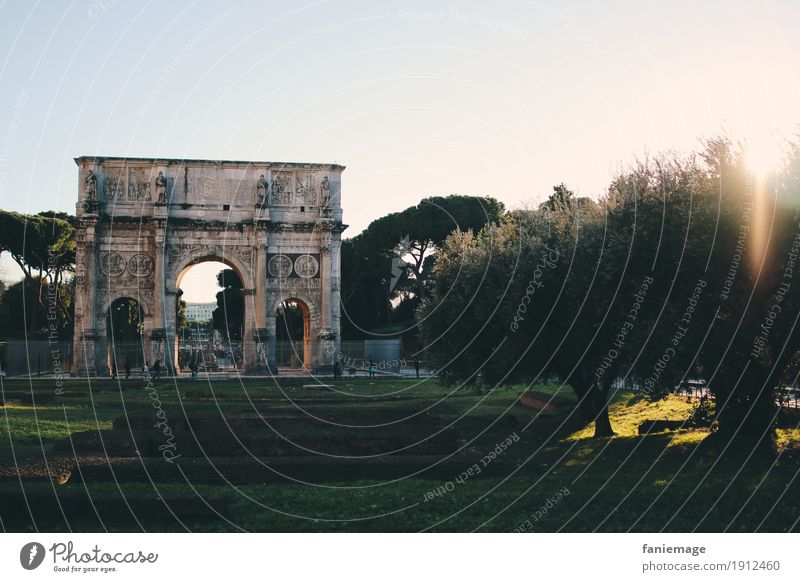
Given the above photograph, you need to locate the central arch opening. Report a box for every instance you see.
[177,259,245,373]
[276,298,311,370]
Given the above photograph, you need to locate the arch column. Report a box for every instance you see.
[302,302,312,371]
[242,287,257,372]
[266,308,278,373]
[255,231,268,329]
[318,232,335,371]
[140,311,154,371]
[250,231,271,374]
[76,217,100,377]
[162,286,179,374]
[331,238,342,364]
[95,316,109,377]
[149,232,171,373]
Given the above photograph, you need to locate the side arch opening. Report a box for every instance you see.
[275,298,311,370]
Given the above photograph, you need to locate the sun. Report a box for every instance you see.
[745,134,783,177]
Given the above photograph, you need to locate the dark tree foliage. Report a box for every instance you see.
[697,138,800,449]
[0,210,75,334]
[420,138,800,445]
[0,278,74,339]
[106,297,143,341]
[177,298,189,331]
[340,237,394,338]
[341,195,504,338]
[212,269,244,340]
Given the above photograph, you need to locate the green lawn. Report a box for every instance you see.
[1,377,798,532]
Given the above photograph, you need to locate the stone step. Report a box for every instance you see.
[0,392,57,405]
[112,409,442,431]
[0,490,229,525]
[55,427,459,457]
[180,391,419,404]
[67,454,476,485]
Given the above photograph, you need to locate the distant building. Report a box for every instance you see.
[185,302,216,322]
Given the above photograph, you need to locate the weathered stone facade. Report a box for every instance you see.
[72,156,346,376]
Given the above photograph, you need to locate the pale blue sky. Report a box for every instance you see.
[1,0,799,299]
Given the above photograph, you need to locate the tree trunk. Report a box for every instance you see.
[593,403,615,437]
[568,370,616,438]
[28,280,42,334]
[568,374,596,421]
[593,379,616,437]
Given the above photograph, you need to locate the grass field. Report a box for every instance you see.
[1,376,799,532]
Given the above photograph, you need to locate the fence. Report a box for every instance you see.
[108,341,145,375]
[339,339,404,374]
[0,338,410,377]
[274,340,306,368]
[0,340,73,377]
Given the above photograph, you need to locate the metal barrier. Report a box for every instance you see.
[0,340,73,377]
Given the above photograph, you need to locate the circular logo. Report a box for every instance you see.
[20,542,45,570]
[99,252,126,277]
[294,254,319,278]
[268,254,293,278]
[128,253,154,277]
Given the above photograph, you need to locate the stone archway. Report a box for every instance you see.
[105,297,145,376]
[72,156,346,377]
[275,298,312,371]
[174,256,248,373]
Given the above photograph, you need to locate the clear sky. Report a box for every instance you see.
[1,0,799,299]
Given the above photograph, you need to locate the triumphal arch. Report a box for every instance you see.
[72,156,345,376]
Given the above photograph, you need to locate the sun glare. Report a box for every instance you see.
[745,134,783,177]
[745,133,781,271]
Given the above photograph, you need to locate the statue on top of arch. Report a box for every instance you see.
[83,169,99,213]
[256,174,269,207]
[155,171,168,205]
